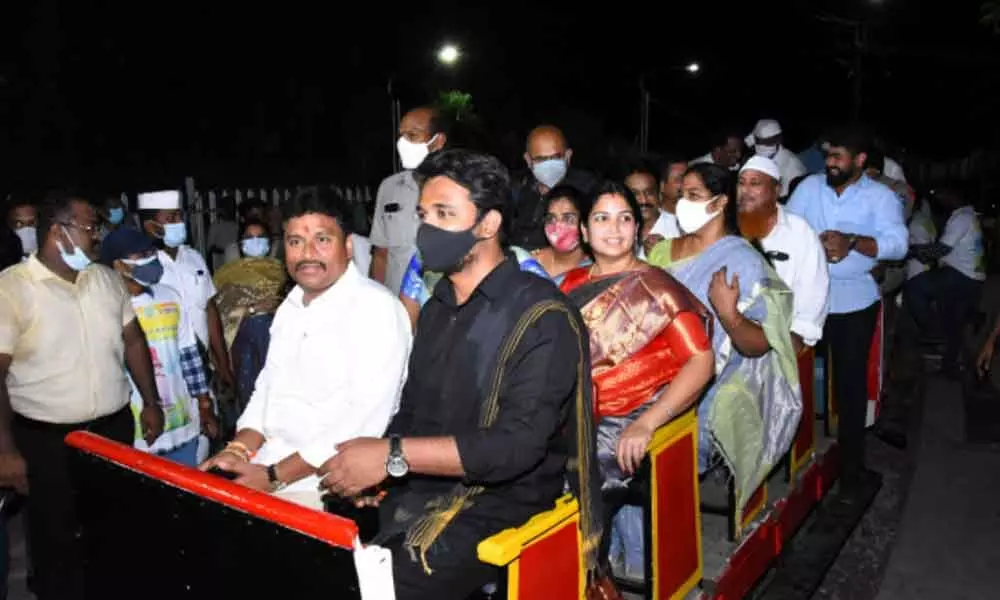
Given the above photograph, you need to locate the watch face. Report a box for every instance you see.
[386,455,409,478]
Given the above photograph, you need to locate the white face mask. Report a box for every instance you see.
[15,226,37,255]
[397,134,439,170]
[675,196,723,234]
[755,144,779,159]
[531,158,568,188]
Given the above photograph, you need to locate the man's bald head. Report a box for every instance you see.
[524,125,572,171]
[526,125,568,154]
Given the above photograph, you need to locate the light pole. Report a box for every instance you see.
[640,62,700,153]
[390,43,462,173]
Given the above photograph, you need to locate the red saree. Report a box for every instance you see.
[561,264,712,419]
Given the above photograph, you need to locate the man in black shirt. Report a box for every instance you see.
[509,125,597,250]
[320,149,601,600]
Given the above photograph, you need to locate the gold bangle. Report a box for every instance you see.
[220,447,249,462]
[223,441,254,462]
[226,440,252,455]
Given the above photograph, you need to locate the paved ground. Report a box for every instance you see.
[815,280,1000,600]
[875,377,1000,600]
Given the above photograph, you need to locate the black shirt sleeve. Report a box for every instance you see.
[453,309,580,484]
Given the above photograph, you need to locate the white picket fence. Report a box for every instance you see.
[176,177,374,258]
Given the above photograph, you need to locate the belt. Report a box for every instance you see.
[12,404,131,435]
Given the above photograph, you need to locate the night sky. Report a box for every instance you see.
[1,1,996,194]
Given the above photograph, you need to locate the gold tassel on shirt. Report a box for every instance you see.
[402,300,603,575]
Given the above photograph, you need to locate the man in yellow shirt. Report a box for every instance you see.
[0,191,163,600]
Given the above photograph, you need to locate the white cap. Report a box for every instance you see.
[739,156,782,181]
[137,190,181,210]
[745,118,783,146]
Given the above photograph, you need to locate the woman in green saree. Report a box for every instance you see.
[646,163,801,515]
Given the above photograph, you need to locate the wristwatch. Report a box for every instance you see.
[385,435,409,478]
[847,235,859,252]
[266,464,287,492]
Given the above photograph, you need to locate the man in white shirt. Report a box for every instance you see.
[370,106,448,294]
[200,187,411,510]
[657,156,686,237]
[138,191,234,393]
[623,160,680,259]
[905,183,985,374]
[882,157,907,183]
[905,197,938,283]
[737,157,830,353]
[690,129,744,171]
[745,119,807,197]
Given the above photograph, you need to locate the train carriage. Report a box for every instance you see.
[68,329,882,599]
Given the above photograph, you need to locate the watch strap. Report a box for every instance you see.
[389,435,402,458]
[266,464,283,490]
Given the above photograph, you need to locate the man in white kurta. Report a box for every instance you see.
[746,119,808,198]
[200,186,412,510]
[737,156,830,351]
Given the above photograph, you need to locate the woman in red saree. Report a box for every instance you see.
[560,181,715,581]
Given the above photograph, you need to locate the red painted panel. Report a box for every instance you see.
[777,467,815,544]
[653,432,699,599]
[517,522,580,600]
[711,521,778,600]
[706,443,841,600]
[794,352,816,460]
[867,304,884,422]
[65,431,357,549]
[817,444,840,496]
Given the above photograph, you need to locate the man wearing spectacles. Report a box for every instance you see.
[0,191,164,600]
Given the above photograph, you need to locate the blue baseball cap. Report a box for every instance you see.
[99,227,155,267]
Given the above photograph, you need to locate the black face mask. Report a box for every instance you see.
[416,222,481,273]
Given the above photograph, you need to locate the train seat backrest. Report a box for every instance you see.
[66,431,362,600]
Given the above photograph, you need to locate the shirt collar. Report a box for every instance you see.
[286,261,360,309]
[25,253,91,285]
[760,204,789,244]
[829,173,874,196]
[432,255,520,307]
[775,204,791,228]
[397,171,419,190]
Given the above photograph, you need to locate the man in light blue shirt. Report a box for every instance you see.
[786,126,908,490]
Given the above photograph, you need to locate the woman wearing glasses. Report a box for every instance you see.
[531,185,592,285]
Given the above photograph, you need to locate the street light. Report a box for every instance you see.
[640,62,702,152]
[437,44,460,66]
[390,43,463,172]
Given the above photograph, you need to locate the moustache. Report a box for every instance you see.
[294,261,326,271]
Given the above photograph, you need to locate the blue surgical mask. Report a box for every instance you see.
[108,208,125,225]
[123,255,164,287]
[240,237,271,258]
[57,226,93,272]
[162,222,187,248]
[531,158,568,188]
